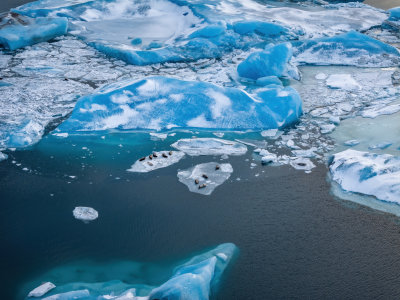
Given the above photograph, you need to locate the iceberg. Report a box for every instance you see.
[172,138,247,156]
[388,7,400,21]
[177,162,233,195]
[127,151,185,173]
[237,43,296,80]
[0,13,68,50]
[28,282,56,298]
[56,76,303,132]
[232,21,291,41]
[330,149,400,203]
[293,31,400,67]
[72,207,98,223]
[24,243,238,300]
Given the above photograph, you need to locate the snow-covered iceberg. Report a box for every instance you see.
[177,162,233,195]
[172,138,247,156]
[0,13,68,50]
[56,76,302,132]
[330,149,400,203]
[127,150,185,173]
[24,243,238,300]
[237,43,297,80]
[293,30,400,67]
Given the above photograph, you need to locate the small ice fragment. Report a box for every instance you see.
[320,124,336,134]
[172,138,247,156]
[213,132,224,138]
[290,158,316,171]
[127,151,185,173]
[52,132,69,138]
[261,153,278,164]
[28,282,56,297]
[73,207,98,222]
[150,132,168,140]
[329,116,340,125]
[344,140,360,146]
[69,175,76,179]
[315,73,327,80]
[291,147,318,158]
[22,167,29,171]
[177,162,233,195]
[368,142,392,150]
[261,129,278,138]
[0,151,7,162]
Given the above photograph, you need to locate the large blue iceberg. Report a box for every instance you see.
[388,7,400,21]
[10,0,297,65]
[56,76,302,132]
[24,243,238,299]
[0,13,68,50]
[292,30,400,67]
[237,43,297,80]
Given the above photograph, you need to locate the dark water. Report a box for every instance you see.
[2,133,400,299]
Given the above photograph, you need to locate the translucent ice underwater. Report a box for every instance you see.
[22,243,238,300]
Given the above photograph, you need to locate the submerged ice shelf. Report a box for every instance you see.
[23,243,238,300]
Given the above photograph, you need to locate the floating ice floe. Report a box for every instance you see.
[177,162,233,195]
[368,142,392,150]
[237,43,298,80]
[72,207,98,223]
[28,282,55,298]
[326,74,361,91]
[330,149,400,204]
[293,31,400,67]
[172,138,247,156]
[56,76,302,133]
[0,13,68,50]
[344,140,360,147]
[24,243,237,300]
[127,151,185,173]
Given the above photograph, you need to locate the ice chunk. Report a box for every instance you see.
[237,43,295,80]
[261,129,278,138]
[344,140,360,147]
[177,162,233,195]
[149,132,168,140]
[260,150,278,164]
[28,282,56,298]
[56,76,302,132]
[0,14,68,50]
[368,142,392,150]
[388,7,400,21]
[293,31,400,67]
[326,74,361,91]
[256,76,282,87]
[41,289,90,299]
[72,207,98,223]
[172,138,247,156]
[127,151,185,173]
[330,149,400,203]
[361,103,400,118]
[0,151,7,162]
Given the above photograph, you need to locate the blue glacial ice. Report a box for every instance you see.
[330,149,400,204]
[55,76,303,132]
[388,7,400,21]
[292,30,400,67]
[23,243,238,300]
[0,14,68,50]
[237,43,298,80]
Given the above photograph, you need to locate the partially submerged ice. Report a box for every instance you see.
[28,282,56,298]
[56,76,302,132]
[127,151,185,173]
[177,162,233,195]
[330,149,400,204]
[72,207,98,223]
[293,30,400,67]
[172,138,247,156]
[0,13,68,50]
[24,243,238,300]
[0,151,7,162]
